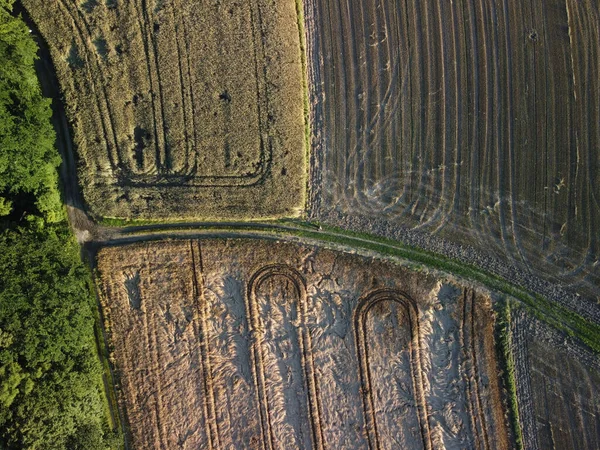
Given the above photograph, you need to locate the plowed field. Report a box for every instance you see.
[22,0,306,220]
[305,0,600,299]
[97,239,510,449]
[511,309,600,450]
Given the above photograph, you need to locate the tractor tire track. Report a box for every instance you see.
[58,0,121,170]
[247,265,323,450]
[190,241,220,450]
[307,0,600,300]
[354,289,432,450]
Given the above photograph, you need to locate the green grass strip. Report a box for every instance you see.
[494,299,524,449]
[281,220,600,353]
[87,268,125,447]
[109,217,600,355]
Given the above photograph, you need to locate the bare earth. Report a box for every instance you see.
[304,0,600,302]
[97,239,509,449]
[511,309,600,450]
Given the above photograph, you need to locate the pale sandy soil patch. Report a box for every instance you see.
[97,239,509,449]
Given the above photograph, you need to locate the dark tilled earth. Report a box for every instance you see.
[305,0,600,310]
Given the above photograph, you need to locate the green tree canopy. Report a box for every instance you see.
[0,1,118,447]
[0,0,61,222]
[0,228,112,448]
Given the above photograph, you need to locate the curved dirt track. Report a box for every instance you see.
[353,290,429,450]
[305,0,600,302]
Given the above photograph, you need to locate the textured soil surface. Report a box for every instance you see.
[511,308,600,450]
[97,238,509,449]
[19,0,600,447]
[304,0,600,304]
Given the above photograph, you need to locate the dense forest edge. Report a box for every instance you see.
[0,0,119,447]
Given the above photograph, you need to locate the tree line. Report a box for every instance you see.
[0,0,119,447]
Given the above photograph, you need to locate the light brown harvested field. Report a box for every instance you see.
[304,0,600,299]
[22,0,306,220]
[511,309,600,450]
[97,239,510,449]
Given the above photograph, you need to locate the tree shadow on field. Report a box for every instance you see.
[93,36,109,60]
[67,42,84,69]
[17,5,107,246]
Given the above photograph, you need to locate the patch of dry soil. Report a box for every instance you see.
[97,239,509,449]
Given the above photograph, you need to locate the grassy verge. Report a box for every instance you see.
[283,220,600,353]
[87,272,125,448]
[494,299,524,449]
[99,217,175,227]
[113,218,600,353]
[294,0,312,211]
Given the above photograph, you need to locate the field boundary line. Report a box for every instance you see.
[91,269,130,449]
[295,0,311,211]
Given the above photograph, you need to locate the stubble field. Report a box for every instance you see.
[22,0,306,220]
[97,239,510,449]
[304,0,600,300]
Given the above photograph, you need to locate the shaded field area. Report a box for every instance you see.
[305,0,600,301]
[22,0,306,220]
[511,308,600,450]
[96,239,509,449]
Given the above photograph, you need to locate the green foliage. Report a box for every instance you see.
[0,196,11,215]
[494,299,524,449]
[0,227,112,449]
[0,0,61,222]
[0,1,117,447]
[0,361,26,410]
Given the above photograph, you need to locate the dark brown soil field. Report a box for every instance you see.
[97,239,510,449]
[22,0,306,220]
[511,309,600,450]
[304,0,600,301]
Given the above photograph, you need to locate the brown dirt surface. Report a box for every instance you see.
[304,0,600,302]
[511,309,600,450]
[97,238,510,449]
[22,0,306,220]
